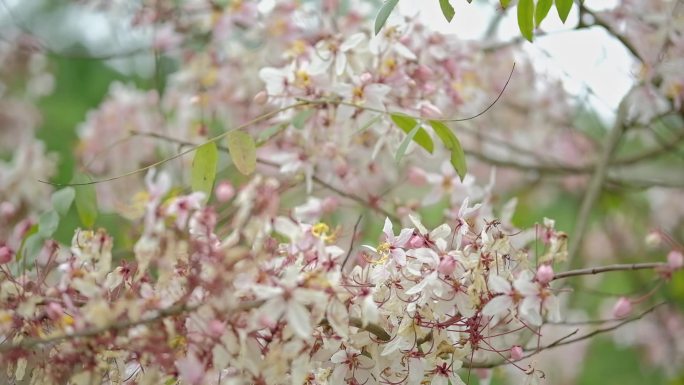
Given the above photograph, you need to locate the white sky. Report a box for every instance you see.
[403,0,635,120]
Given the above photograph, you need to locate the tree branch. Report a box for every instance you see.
[568,101,629,263]
[551,262,666,281]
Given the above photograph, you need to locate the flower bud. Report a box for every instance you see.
[408,235,424,249]
[413,64,434,82]
[407,166,427,185]
[0,201,16,218]
[438,256,456,275]
[612,297,632,318]
[46,302,64,320]
[667,250,683,270]
[0,245,12,264]
[535,264,554,284]
[321,197,339,213]
[419,102,443,118]
[215,181,235,203]
[510,345,524,361]
[208,319,226,337]
[359,72,373,84]
[645,230,662,248]
[253,90,268,105]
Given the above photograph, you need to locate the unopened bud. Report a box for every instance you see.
[0,202,16,218]
[215,181,235,203]
[407,166,427,185]
[535,264,554,284]
[253,90,268,105]
[667,250,684,270]
[46,302,64,320]
[0,245,12,264]
[208,319,226,337]
[510,345,524,361]
[438,256,456,275]
[359,72,373,84]
[419,102,443,118]
[612,297,632,318]
[408,235,424,249]
[321,197,339,213]
[645,230,662,247]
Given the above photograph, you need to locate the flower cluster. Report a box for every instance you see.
[0,169,569,385]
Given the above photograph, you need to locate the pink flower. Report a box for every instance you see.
[612,297,632,318]
[536,264,554,284]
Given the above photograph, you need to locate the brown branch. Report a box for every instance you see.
[467,302,665,368]
[568,101,628,263]
[551,262,666,281]
[579,3,644,63]
[0,303,197,353]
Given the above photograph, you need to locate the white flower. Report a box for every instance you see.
[363,217,413,265]
[254,267,325,339]
[330,347,374,385]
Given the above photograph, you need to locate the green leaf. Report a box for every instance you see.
[374,0,399,35]
[390,113,434,154]
[517,0,534,42]
[226,130,257,175]
[439,0,455,22]
[429,120,467,181]
[555,0,572,23]
[257,122,288,144]
[38,210,60,238]
[22,233,45,266]
[395,122,421,164]
[51,187,75,217]
[292,109,315,130]
[500,0,511,8]
[72,174,98,228]
[535,0,553,27]
[191,141,219,199]
[15,224,38,262]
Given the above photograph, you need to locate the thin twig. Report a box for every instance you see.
[342,214,364,270]
[551,262,666,281]
[467,302,665,368]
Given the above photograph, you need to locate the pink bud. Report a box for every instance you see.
[438,256,456,275]
[510,345,524,361]
[612,297,632,318]
[321,197,339,213]
[536,264,554,284]
[408,235,425,249]
[667,250,683,270]
[413,64,434,82]
[215,181,235,203]
[46,302,64,320]
[396,206,411,217]
[419,102,443,118]
[407,166,427,185]
[0,201,16,218]
[208,319,226,337]
[359,72,373,84]
[644,230,662,247]
[0,245,12,264]
[253,90,268,105]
